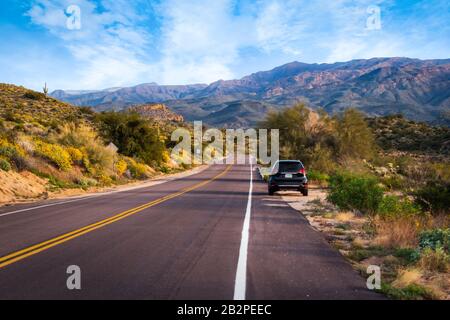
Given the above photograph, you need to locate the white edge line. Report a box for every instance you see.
[233,158,253,300]
[0,165,210,218]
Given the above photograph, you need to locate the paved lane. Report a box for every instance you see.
[0,163,381,299]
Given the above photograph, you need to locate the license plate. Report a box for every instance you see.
[285,174,293,178]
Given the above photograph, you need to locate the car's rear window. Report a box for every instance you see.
[278,162,303,172]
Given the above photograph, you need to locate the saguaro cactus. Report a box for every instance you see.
[43,82,49,97]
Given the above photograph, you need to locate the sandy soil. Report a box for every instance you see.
[0,165,208,207]
[0,170,48,204]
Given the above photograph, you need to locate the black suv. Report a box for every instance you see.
[267,160,308,196]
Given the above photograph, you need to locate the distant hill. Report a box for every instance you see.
[367,114,450,155]
[0,83,94,126]
[128,103,184,123]
[51,57,450,128]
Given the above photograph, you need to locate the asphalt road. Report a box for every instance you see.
[0,163,381,299]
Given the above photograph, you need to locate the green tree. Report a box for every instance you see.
[334,108,376,160]
[95,111,167,165]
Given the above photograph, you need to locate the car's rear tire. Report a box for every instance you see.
[302,189,308,196]
[268,188,275,195]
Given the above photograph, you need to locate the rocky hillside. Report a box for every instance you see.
[367,114,450,155]
[0,84,165,204]
[51,57,450,128]
[0,83,94,126]
[128,103,184,123]
[52,83,207,111]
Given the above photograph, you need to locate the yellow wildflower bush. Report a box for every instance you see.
[115,159,128,176]
[66,147,84,162]
[34,140,72,171]
[126,158,149,179]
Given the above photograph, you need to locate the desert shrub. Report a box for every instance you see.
[307,143,335,173]
[23,90,45,100]
[335,108,377,160]
[394,248,420,264]
[418,247,449,272]
[96,173,113,186]
[34,140,72,171]
[52,123,97,147]
[430,163,450,183]
[380,175,406,191]
[0,145,17,158]
[95,111,167,165]
[76,177,98,189]
[0,158,11,171]
[374,217,421,248]
[52,124,116,173]
[126,158,149,179]
[378,195,421,218]
[4,110,23,123]
[83,143,115,171]
[66,147,84,163]
[418,228,450,252]
[115,159,128,176]
[0,139,28,170]
[328,172,383,214]
[79,106,95,116]
[414,181,450,214]
[307,169,330,184]
[380,283,435,300]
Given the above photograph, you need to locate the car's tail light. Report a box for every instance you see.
[298,168,306,175]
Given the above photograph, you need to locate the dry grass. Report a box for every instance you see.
[374,217,420,248]
[26,157,83,184]
[335,211,355,222]
[392,268,423,288]
[429,214,450,229]
[418,248,449,273]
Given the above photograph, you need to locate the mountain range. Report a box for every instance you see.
[51,57,450,128]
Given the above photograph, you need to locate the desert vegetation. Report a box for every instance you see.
[0,84,185,203]
[261,103,450,299]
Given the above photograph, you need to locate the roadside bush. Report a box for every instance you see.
[83,142,115,170]
[52,124,116,173]
[34,140,72,171]
[377,195,421,219]
[95,111,167,165]
[418,228,450,252]
[414,181,450,214]
[52,123,97,147]
[66,147,84,163]
[96,173,113,186]
[335,108,377,160]
[374,217,421,248]
[76,177,98,189]
[418,247,449,272]
[0,139,28,171]
[126,158,149,179]
[327,172,383,214]
[115,159,128,176]
[380,283,435,300]
[307,169,330,184]
[380,175,406,191]
[394,248,420,264]
[0,158,11,171]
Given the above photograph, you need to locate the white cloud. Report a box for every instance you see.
[156,0,248,84]
[21,0,450,90]
[26,0,155,89]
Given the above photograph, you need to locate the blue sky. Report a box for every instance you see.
[0,0,449,90]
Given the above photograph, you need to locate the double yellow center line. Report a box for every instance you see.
[0,165,232,269]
